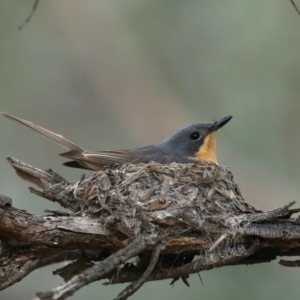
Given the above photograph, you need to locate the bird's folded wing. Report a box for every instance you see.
[60,150,137,169]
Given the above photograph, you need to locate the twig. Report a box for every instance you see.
[7,157,80,212]
[35,235,159,300]
[234,201,298,223]
[19,0,40,30]
[208,233,228,252]
[237,223,300,239]
[0,250,81,290]
[114,242,164,300]
[279,259,300,267]
[290,0,300,16]
[152,239,260,281]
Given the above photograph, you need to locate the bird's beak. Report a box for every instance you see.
[210,115,232,132]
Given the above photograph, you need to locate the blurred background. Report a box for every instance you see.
[1,0,300,299]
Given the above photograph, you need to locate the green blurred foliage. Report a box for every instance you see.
[1,1,300,299]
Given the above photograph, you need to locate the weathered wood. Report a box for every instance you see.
[1,157,300,300]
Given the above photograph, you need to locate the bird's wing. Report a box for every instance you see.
[60,150,137,170]
[2,112,83,152]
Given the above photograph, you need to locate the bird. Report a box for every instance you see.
[2,112,232,171]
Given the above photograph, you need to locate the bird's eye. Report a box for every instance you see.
[190,132,200,140]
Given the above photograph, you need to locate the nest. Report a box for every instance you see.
[70,162,258,251]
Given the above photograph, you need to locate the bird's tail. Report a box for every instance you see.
[2,112,83,152]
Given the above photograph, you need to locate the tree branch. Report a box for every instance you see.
[19,0,40,30]
[290,0,300,16]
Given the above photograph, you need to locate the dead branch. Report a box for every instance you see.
[290,0,300,16]
[19,0,40,30]
[1,157,300,300]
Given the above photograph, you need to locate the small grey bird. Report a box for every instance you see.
[2,112,232,170]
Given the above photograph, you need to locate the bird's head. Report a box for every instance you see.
[157,115,232,164]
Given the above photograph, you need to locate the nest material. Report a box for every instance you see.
[73,162,258,250]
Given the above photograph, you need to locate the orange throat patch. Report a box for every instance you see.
[195,132,218,164]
